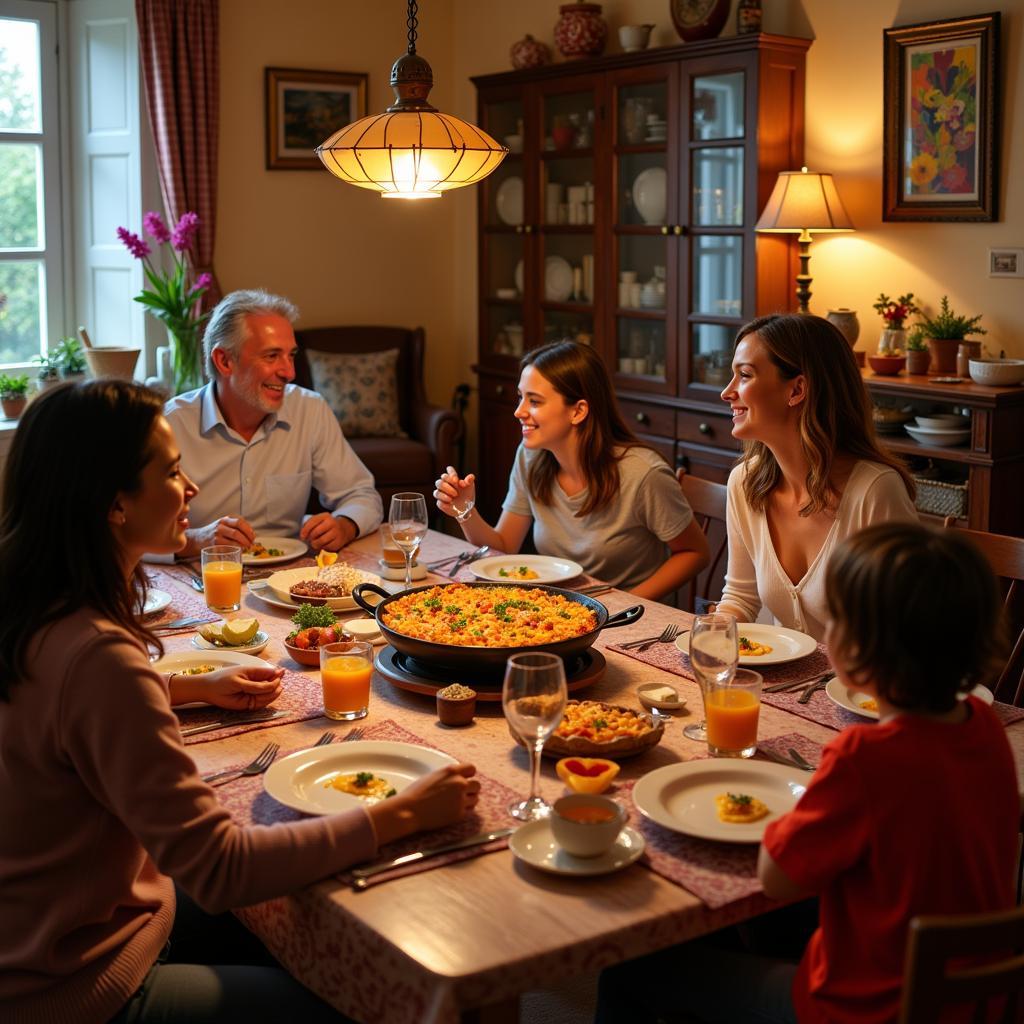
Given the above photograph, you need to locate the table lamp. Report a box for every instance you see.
[755,167,854,314]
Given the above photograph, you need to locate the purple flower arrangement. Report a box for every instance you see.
[117,211,211,394]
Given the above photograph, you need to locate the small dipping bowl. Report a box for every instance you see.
[551,794,626,858]
[436,684,477,727]
[345,617,382,644]
[637,682,687,711]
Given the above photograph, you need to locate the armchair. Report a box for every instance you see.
[294,325,463,514]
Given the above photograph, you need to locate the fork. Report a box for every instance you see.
[314,731,336,746]
[620,623,682,651]
[797,676,831,704]
[342,727,365,742]
[201,742,279,786]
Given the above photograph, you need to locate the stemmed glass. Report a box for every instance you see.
[388,492,429,589]
[684,612,739,742]
[502,652,568,821]
[450,495,475,523]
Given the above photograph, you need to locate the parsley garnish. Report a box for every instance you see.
[354,772,374,787]
[727,793,753,805]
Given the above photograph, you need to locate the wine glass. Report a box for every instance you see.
[388,492,429,589]
[683,612,738,742]
[502,652,568,821]
[450,495,475,523]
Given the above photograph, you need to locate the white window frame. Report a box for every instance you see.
[0,0,66,373]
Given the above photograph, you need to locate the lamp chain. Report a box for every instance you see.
[406,0,418,53]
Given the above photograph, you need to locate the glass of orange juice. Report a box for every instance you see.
[201,545,242,612]
[320,641,373,721]
[705,668,762,758]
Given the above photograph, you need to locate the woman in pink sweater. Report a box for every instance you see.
[0,380,480,1023]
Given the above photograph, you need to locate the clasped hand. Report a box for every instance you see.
[434,466,475,518]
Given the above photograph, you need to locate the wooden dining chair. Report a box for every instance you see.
[943,517,1024,707]
[899,904,1024,1023]
[676,468,728,614]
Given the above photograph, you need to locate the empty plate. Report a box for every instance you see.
[633,167,667,225]
[496,176,524,225]
[544,256,574,302]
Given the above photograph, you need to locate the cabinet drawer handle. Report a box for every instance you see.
[495,384,505,397]
[698,422,711,436]
[523,224,533,235]
[660,225,669,236]
[514,225,522,235]
[635,412,649,425]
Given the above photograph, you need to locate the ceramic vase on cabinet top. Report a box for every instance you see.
[554,3,607,60]
[510,34,551,70]
[877,327,906,355]
[826,309,860,348]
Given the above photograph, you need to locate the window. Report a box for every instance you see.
[0,0,63,370]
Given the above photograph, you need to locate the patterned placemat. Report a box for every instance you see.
[142,569,220,633]
[213,718,524,888]
[756,731,824,769]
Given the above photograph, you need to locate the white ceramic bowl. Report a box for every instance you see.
[618,24,653,52]
[504,134,523,154]
[968,359,1024,386]
[550,795,627,858]
[915,414,967,430]
[904,424,971,447]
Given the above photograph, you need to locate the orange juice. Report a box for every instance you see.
[322,655,372,719]
[203,561,242,610]
[705,688,760,754]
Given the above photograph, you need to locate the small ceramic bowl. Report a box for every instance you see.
[344,617,382,644]
[915,414,965,430]
[867,354,906,376]
[504,133,523,153]
[550,794,626,858]
[284,640,322,667]
[969,358,1024,386]
[436,687,477,726]
[636,682,687,711]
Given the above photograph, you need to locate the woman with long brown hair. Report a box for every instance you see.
[714,314,917,639]
[435,341,708,599]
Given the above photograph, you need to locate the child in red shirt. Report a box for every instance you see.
[597,522,1019,1024]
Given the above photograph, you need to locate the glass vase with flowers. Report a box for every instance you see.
[872,292,920,355]
[116,212,211,395]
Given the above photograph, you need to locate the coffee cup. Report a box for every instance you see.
[551,794,626,858]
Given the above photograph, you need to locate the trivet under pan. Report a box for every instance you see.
[374,645,606,701]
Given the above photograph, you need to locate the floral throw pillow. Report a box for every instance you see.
[306,348,407,438]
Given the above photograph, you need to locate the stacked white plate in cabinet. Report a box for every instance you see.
[904,417,971,447]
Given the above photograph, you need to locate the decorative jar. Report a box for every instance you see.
[826,308,860,348]
[554,3,607,60]
[510,34,551,70]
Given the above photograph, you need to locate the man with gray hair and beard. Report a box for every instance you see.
[164,289,382,558]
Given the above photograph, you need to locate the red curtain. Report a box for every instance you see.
[136,0,222,309]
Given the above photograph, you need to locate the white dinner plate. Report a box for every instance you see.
[155,649,271,708]
[544,255,574,302]
[263,741,456,815]
[508,819,645,876]
[633,760,807,843]
[674,623,818,667]
[468,554,584,585]
[496,176,524,225]
[904,424,971,447]
[138,589,172,617]
[241,537,307,566]
[191,630,271,656]
[825,677,994,720]
[263,566,382,611]
[633,166,667,225]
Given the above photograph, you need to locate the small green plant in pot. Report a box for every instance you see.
[0,373,30,420]
[917,296,986,375]
[905,327,930,375]
[34,353,61,392]
[53,336,88,379]
[873,292,920,354]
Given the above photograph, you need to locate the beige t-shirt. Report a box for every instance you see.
[503,445,693,589]
[721,460,919,640]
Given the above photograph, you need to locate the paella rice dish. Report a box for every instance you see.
[380,584,597,647]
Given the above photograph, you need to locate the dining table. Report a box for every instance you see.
[154,528,1024,1024]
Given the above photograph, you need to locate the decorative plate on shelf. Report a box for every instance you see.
[670,0,730,42]
[544,256,574,302]
[495,176,524,225]
[514,259,524,295]
[633,167,667,225]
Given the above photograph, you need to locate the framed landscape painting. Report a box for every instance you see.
[265,67,367,170]
[883,14,999,221]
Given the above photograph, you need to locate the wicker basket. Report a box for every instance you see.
[913,475,969,519]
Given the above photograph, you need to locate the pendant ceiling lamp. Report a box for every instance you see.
[316,1,507,199]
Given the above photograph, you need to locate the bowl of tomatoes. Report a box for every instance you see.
[284,625,354,666]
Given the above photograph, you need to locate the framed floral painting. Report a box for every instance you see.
[883,14,999,221]
[265,67,367,170]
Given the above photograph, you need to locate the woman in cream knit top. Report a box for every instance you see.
[716,315,917,640]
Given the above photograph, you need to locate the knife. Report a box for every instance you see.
[179,710,288,737]
[153,615,214,631]
[764,671,835,694]
[349,828,515,889]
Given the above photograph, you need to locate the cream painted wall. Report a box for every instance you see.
[215,0,1024,464]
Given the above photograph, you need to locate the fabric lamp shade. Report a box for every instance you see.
[755,168,854,233]
[755,167,854,314]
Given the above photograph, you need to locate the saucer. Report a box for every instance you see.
[378,559,428,582]
[637,682,687,711]
[508,819,645,876]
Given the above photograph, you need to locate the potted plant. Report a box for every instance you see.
[53,336,88,380]
[33,353,61,394]
[905,327,930,375]
[0,374,30,420]
[872,293,920,354]
[916,296,986,375]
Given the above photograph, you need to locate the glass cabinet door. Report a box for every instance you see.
[611,72,675,392]
[539,86,596,349]
[480,96,529,361]
[684,71,746,393]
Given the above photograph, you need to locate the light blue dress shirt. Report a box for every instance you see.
[164,382,383,540]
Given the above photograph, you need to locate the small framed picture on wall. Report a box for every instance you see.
[988,249,1024,278]
[265,67,367,170]
[882,13,1000,221]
